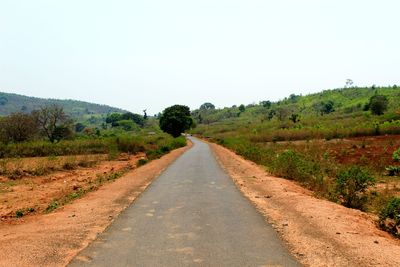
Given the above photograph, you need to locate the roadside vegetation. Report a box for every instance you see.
[0,104,189,219]
[191,86,400,237]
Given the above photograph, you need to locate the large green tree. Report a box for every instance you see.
[159,105,193,137]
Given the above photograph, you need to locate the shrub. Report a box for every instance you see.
[137,158,148,166]
[15,210,24,218]
[386,166,400,176]
[379,198,400,237]
[335,166,375,210]
[270,150,323,189]
[393,147,400,161]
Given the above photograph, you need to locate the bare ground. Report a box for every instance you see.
[210,142,400,267]
[0,143,191,267]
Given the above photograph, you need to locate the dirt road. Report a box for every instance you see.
[69,137,299,266]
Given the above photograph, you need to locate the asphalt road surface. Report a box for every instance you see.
[69,137,300,267]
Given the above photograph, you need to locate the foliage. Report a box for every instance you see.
[393,147,400,161]
[105,113,123,125]
[106,112,145,128]
[271,150,322,185]
[199,102,215,110]
[121,112,145,127]
[0,112,38,143]
[260,100,272,108]
[368,95,389,115]
[379,198,400,236]
[113,120,138,131]
[385,166,400,176]
[33,105,73,142]
[159,105,193,137]
[335,166,375,209]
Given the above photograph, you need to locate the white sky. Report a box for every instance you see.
[1,0,399,114]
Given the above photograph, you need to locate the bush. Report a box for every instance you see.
[393,147,400,161]
[386,166,400,176]
[379,198,400,237]
[335,166,375,210]
[368,95,389,115]
[270,150,323,186]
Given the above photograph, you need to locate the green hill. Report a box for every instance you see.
[0,92,126,118]
[191,86,400,141]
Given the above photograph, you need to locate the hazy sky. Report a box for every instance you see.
[1,0,399,114]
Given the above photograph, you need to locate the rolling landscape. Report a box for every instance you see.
[1,1,399,266]
[0,86,399,266]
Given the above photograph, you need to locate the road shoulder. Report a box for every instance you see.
[210,142,400,267]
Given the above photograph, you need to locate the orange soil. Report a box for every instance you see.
[210,142,400,267]
[0,154,142,220]
[0,143,191,267]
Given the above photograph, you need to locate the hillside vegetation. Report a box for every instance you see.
[0,92,125,117]
[191,86,400,237]
[192,86,400,141]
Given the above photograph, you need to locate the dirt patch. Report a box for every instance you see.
[210,142,400,267]
[0,142,191,267]
[0,154,141,220]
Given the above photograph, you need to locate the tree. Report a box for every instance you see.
[159,105,193,137]
[345,79,354,88]
[199,102,215,110]
[260,101,272,108]
[106,113,123,126]
[313,100,335,115]
[143,109,148,120]
[121,112,145,127]
[33,105,71,143]
[238,104,246,113]
[0,113,38,143]
[289,94,300,103]
[368,95,388,115]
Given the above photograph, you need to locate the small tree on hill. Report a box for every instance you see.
[200,102,215,110]
[260,100,272,109]
[368,95,388,115]
[159,105,193,137]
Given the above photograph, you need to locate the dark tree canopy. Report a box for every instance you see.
[368,95,388,115]
[121,112,145,127]
[260,100,272,108]
[159,105,193,137]
[105,113,122,125]
[199,102,215,110]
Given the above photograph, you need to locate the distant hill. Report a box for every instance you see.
[0,92,126,118]
[192,86,400,124]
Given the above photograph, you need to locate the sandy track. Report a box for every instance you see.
[210,142,400,267]
[0,143,191,267]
